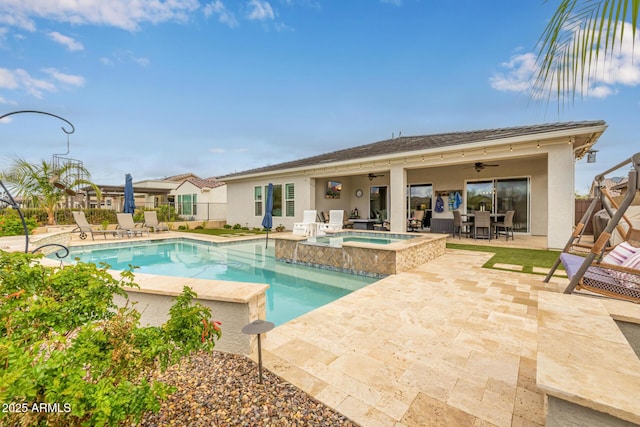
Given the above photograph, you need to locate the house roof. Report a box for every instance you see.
[161,173,201,183]
[220,120,606,180]
[179,178,225,190]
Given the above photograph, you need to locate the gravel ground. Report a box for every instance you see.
[140,351,359,427]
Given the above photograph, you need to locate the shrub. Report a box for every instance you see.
[0,209,38,236]
[0,251,221,427]
[232,223,242,230]
[178,224,188,231]
[223,224,232,229]
[194,225,203,229]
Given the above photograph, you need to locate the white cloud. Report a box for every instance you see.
[47,31,84,51]
[0,0,200,31]
[204,1,239,28]
[0,67,83,98]
[247,0,275,21]
[490,53,537,93]
[42,68,85,87]
[0,68,19,90]
[102,50,150,67]
[491,21,640,99]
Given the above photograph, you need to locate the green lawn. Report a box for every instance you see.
[446,243,563,274]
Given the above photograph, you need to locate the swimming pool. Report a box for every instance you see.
[63,238,376,325]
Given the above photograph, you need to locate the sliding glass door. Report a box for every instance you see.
[496,178,528,232]
[466,177,529,232]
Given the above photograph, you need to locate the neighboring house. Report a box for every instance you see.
[174,178,227,221]
[85,173,200,211]
[589,176,627,198]
[220,121,607,249]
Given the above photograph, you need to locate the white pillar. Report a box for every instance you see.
[547,144,575,249]
[389,165,407,233]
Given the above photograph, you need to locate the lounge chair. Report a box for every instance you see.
[292,210,318,236]
[72,211,127,240]
[143,211,169,232]
[319,210,344,232]
[116,213,150,237]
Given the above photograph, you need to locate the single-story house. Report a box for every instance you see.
[220,121,607,249]
[174,177,227,221]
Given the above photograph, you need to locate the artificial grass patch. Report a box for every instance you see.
[446,243,563,274]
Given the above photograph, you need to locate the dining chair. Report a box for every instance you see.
[453,210,473,239]
[473,210,491,240]
[494,210,515,240]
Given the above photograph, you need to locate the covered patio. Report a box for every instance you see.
[222,121,607,250]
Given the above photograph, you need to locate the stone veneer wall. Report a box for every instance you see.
[275,235,446,276]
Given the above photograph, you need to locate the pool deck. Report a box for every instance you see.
[256,248,566,426]
[6,230,636,425]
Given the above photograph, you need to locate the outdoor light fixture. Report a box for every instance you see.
[587,150,598,163]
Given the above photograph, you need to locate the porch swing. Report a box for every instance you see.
[544,152,640,303]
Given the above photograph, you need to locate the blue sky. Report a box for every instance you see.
[1,1,639,194]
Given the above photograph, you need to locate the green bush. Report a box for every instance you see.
[223,224,232,229]
[0,209,38,236]
[0,251,221,427]
[232,223,242,230]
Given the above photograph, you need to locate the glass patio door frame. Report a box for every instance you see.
[464,176,531,233]
[369,185,389,221]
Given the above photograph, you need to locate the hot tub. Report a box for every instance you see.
[274,231,447,277]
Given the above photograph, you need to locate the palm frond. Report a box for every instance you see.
[534,0,639,105]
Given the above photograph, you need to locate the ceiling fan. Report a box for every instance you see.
[368,173,385,181]
[471,162,499,173]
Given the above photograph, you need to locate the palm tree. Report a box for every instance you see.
[535,0,639,103]
[2,157,102,225]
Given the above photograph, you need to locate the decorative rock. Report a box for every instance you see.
[140,351,358,426]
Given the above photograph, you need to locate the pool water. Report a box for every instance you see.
[64,239,376,325]
[308,232,414,246]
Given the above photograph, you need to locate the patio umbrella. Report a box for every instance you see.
[262,183,273,248]
[123,173,136,214]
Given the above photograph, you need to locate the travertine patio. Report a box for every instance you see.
[256,248,567,426]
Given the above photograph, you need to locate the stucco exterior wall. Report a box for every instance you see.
[226,175,313,230]
[547,143,575,248]
[174,181,227,221]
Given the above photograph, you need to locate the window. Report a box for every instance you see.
[466,178,530,232]
[254,186,262,216]
[285,183,295,217]
[179,194,193,216]
[272,184,282,217]
[370,186,388,220]
[192,193,197,216]
[407,183,432,213]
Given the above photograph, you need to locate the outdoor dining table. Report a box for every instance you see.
[462,212,506,239]
[463,212,506,220]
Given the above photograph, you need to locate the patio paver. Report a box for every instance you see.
[256,249,568,426]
